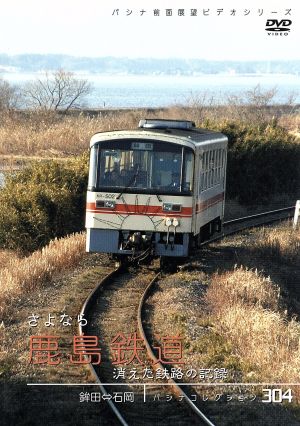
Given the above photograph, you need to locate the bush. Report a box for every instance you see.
[206,120,300,203]
[0,233,86,320]
[0,155,88,252]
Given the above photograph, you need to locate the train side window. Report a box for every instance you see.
[217,149,222,184]
[88,145,98,190]
[207,152,210,189]
[201,154,204,192]
[220,149,223,180]
[198,155,202,194]
[220,149,225,186]
[198,155,203,194]
[212,151,215,187]
[201,152,206,191]
[183,150,194,192]
[203,151,208,190]
[209,151,213,188]
[201,153,204,191]
[216,154,218,184]
[223,149,227,174]
[213,150,217,186]
[210,151,213,187]
[221,149,224,168]
[206,151,210,189]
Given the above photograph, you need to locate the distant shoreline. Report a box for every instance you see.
[2,71,300,108]
[2,71,300,78]
[0,53,299,76]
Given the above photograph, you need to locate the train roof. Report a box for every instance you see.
[90,119,227,148]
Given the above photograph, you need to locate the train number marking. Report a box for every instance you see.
[96,194,116,199]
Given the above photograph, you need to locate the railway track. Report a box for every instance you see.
[80,266,215,425]
[196,205,295,248]
[224,205,295,233]
[78,205,296,425]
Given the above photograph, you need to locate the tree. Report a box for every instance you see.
[22,69,91,111]
[225,84,278,124]
[0,77,19,110]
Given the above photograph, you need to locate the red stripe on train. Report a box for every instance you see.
[195,192,224,213]
[86,202,192,217]
[86,192,224,216]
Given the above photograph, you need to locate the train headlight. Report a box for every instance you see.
[163,203,182,212]
[173,218,179,227]
[96,200,116,209]
[163,203,172,212]
[165,218,173,227]
[104,200,116,209]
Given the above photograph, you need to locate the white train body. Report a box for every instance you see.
[86,119,227,259]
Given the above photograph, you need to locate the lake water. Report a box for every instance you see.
[3,72,300,108]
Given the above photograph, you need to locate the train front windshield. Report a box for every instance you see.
[88,139,194,195]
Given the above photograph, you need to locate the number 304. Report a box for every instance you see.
[262,388,293,403]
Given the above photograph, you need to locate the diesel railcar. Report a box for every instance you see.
[86,119,227,262]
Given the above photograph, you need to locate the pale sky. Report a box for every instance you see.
[0,0,299,60]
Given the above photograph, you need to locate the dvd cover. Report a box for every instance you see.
[0,1,299,425]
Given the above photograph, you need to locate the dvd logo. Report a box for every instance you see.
[265,19,292,32]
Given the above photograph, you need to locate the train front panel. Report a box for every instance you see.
[86,136,195,257]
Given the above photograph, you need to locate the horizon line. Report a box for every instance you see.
[0,53,300,62]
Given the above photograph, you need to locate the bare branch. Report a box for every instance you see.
[0,78,20,110]
[22,69,92,111]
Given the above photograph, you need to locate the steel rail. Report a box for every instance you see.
[224,205,294,226]
[198,205,295,247]
[79,266,216,425]
[78,265,129,426]
[137,273,216,426]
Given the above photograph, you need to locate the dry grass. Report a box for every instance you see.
[249,225,300,264]
[150,224,300,404]
[215,304,300,378]
[278,113,300,139]
[0,232,85,320]
[204,225,300,387]
[206,266,280,312]
[206,266,300,384]
[0,249,20,269]
[0,110,149,157]
[151,270,300,421]
[0,113,99,156]
[0,107,299,158]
